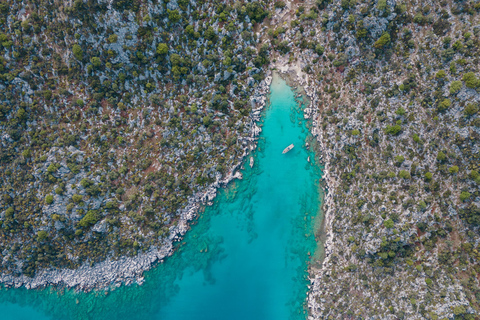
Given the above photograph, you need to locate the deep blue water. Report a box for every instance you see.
[0,74,322,320]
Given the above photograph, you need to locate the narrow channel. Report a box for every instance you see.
[0,73,323,320]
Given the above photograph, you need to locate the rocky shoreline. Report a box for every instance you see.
[0,72,273,292]
[271,62,335,318]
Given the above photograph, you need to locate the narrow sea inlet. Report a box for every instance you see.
[0,74,323,320]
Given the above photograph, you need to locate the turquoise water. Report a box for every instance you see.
[0,74,323,320]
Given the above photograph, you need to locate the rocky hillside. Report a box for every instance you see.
[0,0,270,280]
[270,0,479,318]
[1,0,480,318]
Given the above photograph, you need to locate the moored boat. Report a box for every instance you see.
[282,144,294,154]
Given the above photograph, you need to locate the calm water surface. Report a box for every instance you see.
[0,74,323,320]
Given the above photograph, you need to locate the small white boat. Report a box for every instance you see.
[282,144,294,154]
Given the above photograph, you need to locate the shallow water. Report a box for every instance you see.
[0,74,323,320]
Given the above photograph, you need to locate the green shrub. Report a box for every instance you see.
[463,72,479,88]
[156,43,168,55]
[45,195,54,204]
[80,178,93,188]
[167,9,181,23]
[464,103,479,116]
[202,115,211,126]
[108,34,118,43]
[377,0,387,11]
[384,219,394,228]
[90,57,101,67]
[315,44,325,55]
[412,133,422,144]
[5,207,14,219]
[424,172,433,181]
[437,151,447,162]
[394,155,405,164]
[274,1,286,9]
[396,107,406,116]
[72,194,83,203]
[351,129,360,135]
[245,2,268,23]
[460,191,471,201]
[385,124,401,135]
[47,163,58,173]
[469,170,479,180]
[346,263,357,271]
[399,170,411,179]
[37,230,48,242]
[72,44,83,60]
[413,13,426,25]
[341,0,356,9]
[448,165,459,174]
[374,32,391,49]
[437,99,451,112]
[453,305,466,316]
[418,200,427,211]
[435,70,446,79]
[78,210,100,228]
[22,149,31,158]
[449,81,462,94]
[425,278,433,286]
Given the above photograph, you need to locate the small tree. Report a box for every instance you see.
[435,70,446,79]
[469,170,479,181]
[90,57,101,68]
[374,32,391,49]
[437,151,447,162]
[156,43,168,55]
[394,155,405,164]
[399,170,411,179]
[384,219,394,228]
[448,165,459,174]
[37,230,48,242]
[78,210,100,227]
[72,194,83,203]
[396,107,406,116]
[45,194,54,204]
[274,1,286,9]
[449,81,462,94]
[315,44,325,55]
[202,115,211,126]
[108,34,118,43]
[437,99,451,112]
[72,44,83,60]
[460,191,471,201]
[463,72,479,88]
[377,0,387,11]
[453,305,466,316]
[464,103,478,116]
[385,124,402,135]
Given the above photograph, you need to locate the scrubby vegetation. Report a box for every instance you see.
[1,0,480,318]
[0,0,270,277]
[276,0,480,318]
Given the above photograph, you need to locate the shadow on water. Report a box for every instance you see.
[0,74,323,320]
